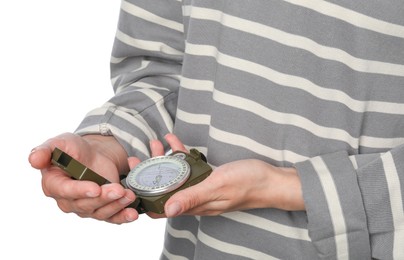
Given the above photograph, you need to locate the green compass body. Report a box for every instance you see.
[124,149,212,214]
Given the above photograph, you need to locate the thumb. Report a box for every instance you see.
[29,136,68,169]
[28,145,53,169]
[165,200,183,218]
[165,185,206,217]
[127,157,141,170]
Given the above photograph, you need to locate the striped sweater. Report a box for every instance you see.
[76,0,404,259]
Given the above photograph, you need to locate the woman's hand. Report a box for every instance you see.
[28,132,189,223]
[29,132,138,224]
[164,156,305,217]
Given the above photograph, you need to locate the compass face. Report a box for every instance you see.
[126,154,191,196]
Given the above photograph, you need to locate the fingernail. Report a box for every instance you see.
[28,148,36,162]
[166,202,182,217]
[119,196,132,205]
[86,191,98,198]
[125,214,136,222]
[108,191,122,200]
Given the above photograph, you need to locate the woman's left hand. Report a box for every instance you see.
[164,158,305,217]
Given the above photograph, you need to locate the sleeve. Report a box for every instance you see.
[75,0,184,160]
[295,144,404,259]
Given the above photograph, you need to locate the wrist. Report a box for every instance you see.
[259,164,305,211]
[275,167,305,211]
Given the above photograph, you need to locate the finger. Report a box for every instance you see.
[105,207,139,224]
[90,189,139,222]
[28,133,75,169]
[127,157,141,169]
[181,200,233,216]
[41,167,102,200]
[165,133,187,152]
[65,183,127,215]
[150,139,165,157]
[165,182,211,217]
[29,146,53,169]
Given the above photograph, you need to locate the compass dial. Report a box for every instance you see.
[126,154,191,196]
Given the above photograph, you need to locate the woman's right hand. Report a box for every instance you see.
[28,132,139,224]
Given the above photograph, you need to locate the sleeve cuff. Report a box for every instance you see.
[295,151,371,259]
[74,106,166,160]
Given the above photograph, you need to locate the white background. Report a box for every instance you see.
[0,1,166,259]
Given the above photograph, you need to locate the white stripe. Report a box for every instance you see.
[110,56,126,64]
[107,125,150,157]
[359,136,404,149]
[121,0,183,32]
[111,76,119,88]
[180,76,214,92]
[176,106,306,163]
[135,89,174,133]
[381,152,404,259]
[221,212,310,241]
[92,105,158,141]
[76,106,158,150]
[116,29,182,56]
[284,0,404,38]
[184,6,404,77]
[116,81,165,95]
[210,126,308,163]
[166,222,198,245]
[115,64,181,94]
[163,219,199,260]
[349,156,358,170]
[213,89,359,149]
[181,77,357,149]
[176,108,211,125]
[311,157,349,260]
[129,81,170,92]
[174,108,209,158]
[198,229,278,260]
[185,42,404,116]
[76,124,150,157]
[114,60,152,93]
[215,90,404,149]
[180,76,403,149]
[162,248,188,260]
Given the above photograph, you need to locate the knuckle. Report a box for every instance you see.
[91,210,110,221]
[57,200,73,213]
[184,191,201,209]
[74,200,96,214]
[76,212,90,219]
[41,178,52,197]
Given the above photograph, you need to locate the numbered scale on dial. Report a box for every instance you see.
[126,154,191,196]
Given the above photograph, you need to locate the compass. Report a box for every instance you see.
[124,149,212,214]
